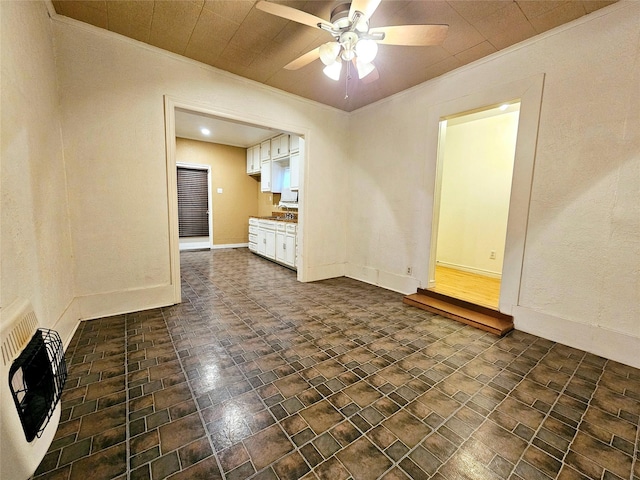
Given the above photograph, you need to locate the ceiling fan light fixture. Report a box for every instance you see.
[341,48,356,61]
[355,17,369,33]
[356,60,375,79]
[323,62,342,81]
[355,39,378,64]
[319,42,340,66]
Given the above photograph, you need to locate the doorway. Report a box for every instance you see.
[430,103,521,310]
[176,163,212,251]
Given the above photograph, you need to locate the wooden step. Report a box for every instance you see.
[403,289,513,336]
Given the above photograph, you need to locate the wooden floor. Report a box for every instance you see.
[430,265,500,310]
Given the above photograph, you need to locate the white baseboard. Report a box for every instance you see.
[212,243,248,249]
[300,262,346,282]
[345,263,419,295]
[179,241,211,251]
[513,306,640,369]
[74,284,177,321]
[436,261,501,279]
[180,242,249,251]
[52,299,82,351]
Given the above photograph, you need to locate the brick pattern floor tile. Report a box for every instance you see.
[32,248,640,479]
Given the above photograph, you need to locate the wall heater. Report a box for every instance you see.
[1,299,67,480]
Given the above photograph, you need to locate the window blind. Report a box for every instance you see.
[177,167,209,237]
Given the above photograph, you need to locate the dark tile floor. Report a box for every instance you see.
[33,248,640,480]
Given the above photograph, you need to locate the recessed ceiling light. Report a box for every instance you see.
[200,128,211,135]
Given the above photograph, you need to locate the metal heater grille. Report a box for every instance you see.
[8,329,67,442]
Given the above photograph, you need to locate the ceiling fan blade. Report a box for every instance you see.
[284,47,321,70]
[255,1,331,30]
[349,0,382,21]
[370,24,449,46]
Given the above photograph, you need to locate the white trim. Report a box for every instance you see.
[177,161,213,248]
[428,119,447,289]
[164,97,182,304]
[164,96,312,287]
[51,299,81,351]
[212,243,248,250]
[435,261,501,279]
[514,306,640,370]
[73,284,176,321]
[422,74,545,316]
[179,240,210,251]
[346,263,420,295]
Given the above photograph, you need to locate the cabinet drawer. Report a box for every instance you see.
[248,242,257,252]
[249,226,258,235]
[276,223,286,232]
[286,224,297,234]
[259,220,276,230]
[249,234,257,244]
[249,218,258,226]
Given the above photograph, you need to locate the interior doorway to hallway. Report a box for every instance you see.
[430,102,521,310]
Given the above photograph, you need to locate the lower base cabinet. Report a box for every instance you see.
[250,218,297,269]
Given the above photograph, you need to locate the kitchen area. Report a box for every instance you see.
[174,108,303,271]
[247,132,303,270]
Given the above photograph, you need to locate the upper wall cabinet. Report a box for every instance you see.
[246,145,260,175]
[290,135,300,153]
[260,140,271,162]
[271,134,289,159]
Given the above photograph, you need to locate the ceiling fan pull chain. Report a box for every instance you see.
[345,61,351,100]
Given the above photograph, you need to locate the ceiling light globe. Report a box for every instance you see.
[356,61,375,79]
[319,42,340,66]
[355,39,378,64]
[323,62,342,81]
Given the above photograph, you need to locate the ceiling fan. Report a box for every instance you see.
[255,0,448,84]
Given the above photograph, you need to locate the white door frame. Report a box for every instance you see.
[176,162,213,251]
[425,74,545,314]
[164,95,310,304]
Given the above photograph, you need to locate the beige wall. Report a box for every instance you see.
[53,14,349,320]
[348,2,640,366]
[176,138,258,245]
[436,111,519,276]
[0,1,78,342]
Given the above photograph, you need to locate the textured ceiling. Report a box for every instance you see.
[52,0,616,112]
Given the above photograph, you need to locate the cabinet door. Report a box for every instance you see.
[290,152,300,191]
[289,135,300,152]
[251,146,260,173]
[272,134,289,158]
[275,231,286,263]
[257,229,266,255]
[260,140,271,161]
[265,230,276,259]
[284,233,296,266]
[246,148,252,174]
[261,160,271,192]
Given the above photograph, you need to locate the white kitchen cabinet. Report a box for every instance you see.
[271,134,289,159]
[246,145,260,175]
[248,218,258,252]
[260,160,271,192]
[289,134,301,153]
[260,140,271,161]
[257,228,266,255]
[265,229,276,259]
[250,219,297,269]
[289,152,300,191]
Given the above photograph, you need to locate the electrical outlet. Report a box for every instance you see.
[407,267,412,275]
[490,250,496,260]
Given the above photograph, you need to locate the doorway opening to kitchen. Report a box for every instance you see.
[430,102,520,310]
[164,96,308,304]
